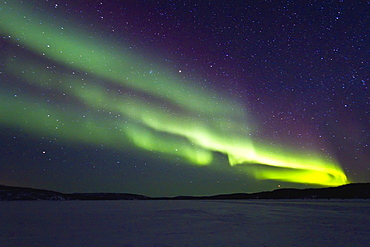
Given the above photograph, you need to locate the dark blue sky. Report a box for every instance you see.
[0,0,368,196]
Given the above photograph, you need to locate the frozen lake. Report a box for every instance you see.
[1,200,369,246]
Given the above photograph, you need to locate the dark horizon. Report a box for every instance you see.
[1,183,369,200]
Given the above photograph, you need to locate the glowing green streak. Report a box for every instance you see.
[4,56,215,165]
[0,1,348,186]
[0,1,244,118]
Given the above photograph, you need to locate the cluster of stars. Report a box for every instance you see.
[0,0,368,196]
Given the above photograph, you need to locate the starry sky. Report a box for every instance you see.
[0,0,368,196]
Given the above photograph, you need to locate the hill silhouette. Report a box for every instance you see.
[0,183,369,201]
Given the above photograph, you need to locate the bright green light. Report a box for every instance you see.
[0,1,348,186]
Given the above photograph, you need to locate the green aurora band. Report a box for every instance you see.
[0,1,348,186]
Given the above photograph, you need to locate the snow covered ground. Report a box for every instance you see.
[0,200,369,246]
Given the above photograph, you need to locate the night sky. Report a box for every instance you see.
[0,0,368,196]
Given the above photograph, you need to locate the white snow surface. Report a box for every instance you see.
[0,200,369,246]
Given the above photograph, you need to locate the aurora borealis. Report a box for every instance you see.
[0,1,368,196]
